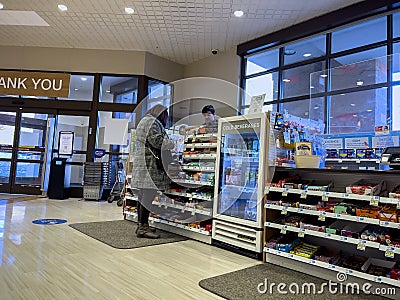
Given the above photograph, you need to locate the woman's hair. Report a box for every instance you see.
[146,104,169,127]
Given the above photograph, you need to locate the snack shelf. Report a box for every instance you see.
[182,154,217,159]
[326,158,380,163]
[264,247,400,287]
[265,203,380,225]
[181,166,215,172]
[265,186,400,205]
[185,133,217,140]
[164,190,213,201]
[379,220,400,229]
[184,143,217,148]
[172,179,213,186]
[265,221,381,249]
[124,195,138,201]
[151,201,212,216]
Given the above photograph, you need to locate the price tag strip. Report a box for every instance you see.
[300,192,307,199]
[357,240,366,251]
[385,248,395,258]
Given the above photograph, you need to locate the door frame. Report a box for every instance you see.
[0,106,57,194]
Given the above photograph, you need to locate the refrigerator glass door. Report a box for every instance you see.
[217,119,261,222]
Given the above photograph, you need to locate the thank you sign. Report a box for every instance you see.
[0,71,70,98]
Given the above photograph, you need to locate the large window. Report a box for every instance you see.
[241,7,399,134]
[245,49,279,76]
[331,17,387,53]
[244,72,278,105]
[100,76,138,104]
[283,35,326,65]
[282,61,325,98]
[59,75,94,101]
[147,80,171,110]
[329,88,387,134]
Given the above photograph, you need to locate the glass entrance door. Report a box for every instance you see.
[0,110,55,195]
[0,112,16,192]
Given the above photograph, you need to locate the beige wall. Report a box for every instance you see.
[0,46,184,82]
[145,52,184,82]
[183,47,240,86]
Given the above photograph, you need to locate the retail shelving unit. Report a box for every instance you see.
[264,167,400,292]
[126,127,217,243]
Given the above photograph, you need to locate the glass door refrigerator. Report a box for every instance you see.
[212,113,270,256]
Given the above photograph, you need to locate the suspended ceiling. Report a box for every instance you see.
[0,0,364,65]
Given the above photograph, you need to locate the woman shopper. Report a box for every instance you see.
[131,104,175,239]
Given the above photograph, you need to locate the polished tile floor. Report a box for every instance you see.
[0,197,258,299]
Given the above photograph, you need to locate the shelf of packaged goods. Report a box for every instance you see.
[164,190,213,201]
[263,247,400,287]
[265,222,381,250]
[265,186,398,205]
[124,195,138,201]
[148,217,212,244]
[151,201,212,216]
[379,220,400,229]
[173,179,213,186]
[264,203,380,225]
[181,166,215,172]
[325,158,380,163]
[182,154,217,160]
[184,143,217,148]
[185,133,217,141]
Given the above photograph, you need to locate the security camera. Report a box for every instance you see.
[211,49,219,55]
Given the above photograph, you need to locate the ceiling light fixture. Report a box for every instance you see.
[313,106,319,110]
[367,109,373,112]
[233,10,244,17]
[125,7,135,14]
[283,79,291,82]
[353,114,357,117]
[106,90,111,93]
[284,49,296,55]
[356,80,364,86]
[320,74,328,78]
[58,4,68,11]
[80,77,87,81]
[303,53,312,57]
[350,103,356,107]
[74,88,79,91]
[0,3,4,10]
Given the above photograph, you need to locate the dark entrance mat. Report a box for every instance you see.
[199,263,386,300]
[69,220,187,249]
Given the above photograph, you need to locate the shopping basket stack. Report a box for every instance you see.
[83,162,109,200]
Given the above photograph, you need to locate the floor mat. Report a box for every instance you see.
[199,263,385,300]
[69,220,188,249]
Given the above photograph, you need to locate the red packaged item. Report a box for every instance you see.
[378,205,399,223]
[345,179,386,196]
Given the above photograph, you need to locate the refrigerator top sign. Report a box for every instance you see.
[222,118,261,134]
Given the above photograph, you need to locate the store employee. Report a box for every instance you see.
[202,105,218,127]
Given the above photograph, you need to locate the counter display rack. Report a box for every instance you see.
[264,167,400,291]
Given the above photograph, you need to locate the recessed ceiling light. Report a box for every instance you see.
[320,74,328,78]
[106,90,111,93]
[284,49,296,56]
[313,106,319,110]
[58,4,68,11]
[356,80,364,86]
[125,7,134,14]
[340,94,346,96]
[233,10,244,17]
[367,109,373,112]
[350,103,356,107]
[0,3,4,10]
[283,78,291,82]
[74,88,79,91]
[303,53,312,57]
[80,77,87,81]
